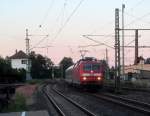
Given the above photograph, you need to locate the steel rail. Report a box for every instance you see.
[52,87,97,116]
[103,93,150,108]
[93,93,150,115]
[42,85,66,116]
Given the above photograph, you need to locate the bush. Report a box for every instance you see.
[2,93,27,112]
[26,79,44,85]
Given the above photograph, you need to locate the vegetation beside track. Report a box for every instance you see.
[2,93,27,112]
[26,79,45,85]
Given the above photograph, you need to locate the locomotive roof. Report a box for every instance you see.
[66,57,102,71]
[77,57,100,64]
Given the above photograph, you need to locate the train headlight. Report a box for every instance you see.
[97,77,101,81]
[83,77,87,80]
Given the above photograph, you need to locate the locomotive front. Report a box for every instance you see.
[80,60,104,88]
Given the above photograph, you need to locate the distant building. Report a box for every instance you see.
[9,50,28,70]
[124,63,150,80]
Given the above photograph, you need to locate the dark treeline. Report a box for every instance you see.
[0,57,26,83]
[0,52,74,82]
[59,57,74,78]
[29,51,54,79]
[0,51,113,82]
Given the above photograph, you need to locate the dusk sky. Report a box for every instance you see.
[0,0,150,66]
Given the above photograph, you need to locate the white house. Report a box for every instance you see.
[9,50,28,70]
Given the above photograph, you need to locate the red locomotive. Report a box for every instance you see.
[65,57,104,89]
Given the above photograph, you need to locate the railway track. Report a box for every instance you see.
[92,93,150,115]
[42,84,97,116]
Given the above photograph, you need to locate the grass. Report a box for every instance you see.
[132,79,150,88]
[2,93,27,112]
[26,79,44,85]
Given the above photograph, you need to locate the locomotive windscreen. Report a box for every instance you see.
[83,64,100,71]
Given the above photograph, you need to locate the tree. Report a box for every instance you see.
[53,66,61,78]
[29,51,54,79]
[100,60,110,79]
[109,66,115,79]
[0,56,11,77]
[100,60,109,70]
[59,57,74,78]
[136,56,145,64]
[0,56,26,83]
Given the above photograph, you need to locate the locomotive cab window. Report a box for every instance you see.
[92,64,100,71]
[83,64,91,71]
[83,64,100,71]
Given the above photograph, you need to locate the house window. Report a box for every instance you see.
[21,60,27,64]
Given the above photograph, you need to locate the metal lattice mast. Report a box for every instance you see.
[122,4,125,79]
[26,29,32,80]
[115,8,121,92]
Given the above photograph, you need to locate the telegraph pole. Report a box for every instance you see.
[106,48,108,65]
[122,4,125,79]
[106,48,109,79]
[135,30,138,64]
[25,29,32,80]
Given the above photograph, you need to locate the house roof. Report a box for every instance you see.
[9,50,28,59]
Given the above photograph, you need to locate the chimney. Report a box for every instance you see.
[15,49,17,54]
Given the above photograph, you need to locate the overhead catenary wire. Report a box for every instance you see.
[35,0,69,53]
[29,0,55,54]
[61,0,68,27]
[125,12,150,27]
[81,0,141,43]
[39,0,55,28]
[85,12,150,46]
[49,0,85,45]
[33,0,149,64]
[83,35,114,49]
[30,35,49,50]
[128,0,145,12]
[85,0,148,45]
[32,0,84,50]
[124,11,150,25]
[33,45,53,49]
[39,0,147,58]
[82,1,150,50]
[88,19,114,35]
[126,39,135,46]
[32,0,55,34]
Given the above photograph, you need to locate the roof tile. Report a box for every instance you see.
[9,50,28,59]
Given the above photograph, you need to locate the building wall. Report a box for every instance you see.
[123,64,150,79]
[11,59,27,70]
[124,64,150,73]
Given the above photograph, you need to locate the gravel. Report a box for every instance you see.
[54,80,147,116]
[118,90,150,104]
